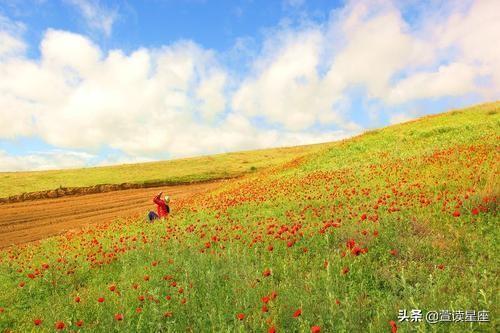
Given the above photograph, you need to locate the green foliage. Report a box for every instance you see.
[0,102,498,332]
[0,144,330,198]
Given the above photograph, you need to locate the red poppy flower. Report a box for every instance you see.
[165,295,171,300]
[236,313,245,320]
[390,249,398,256]
[471,208,479,215]
[164,311,173,317]
[180,298,187,304]
[109,285,116,292]
[55,321,65,330]
[311,326,321,333]
[437,264,445,270]
[267,245,274,251]
[143,275,150,281]
[262,305,269,313]
[19,281,25,288]
[263,269,271,277]
[452,210,460,217]
[114,313,124,321]
[261,296,270,304]
[27,273,35,279]
[136,307,142,313]
[335,299,341,305]
[34,318,42,326]
[361,213,367,221]
[138,295,145,301]
[342,267,349,275]
[389,320,397,333]
[346,239,356,249]
[293,309,302,317]
[0,307,4,313]
[268,326,276,333]
[351,246,362,256]
[270,291,278,300]
[98,297,105,303]
[74,296,81,303]
[75,320,84,327]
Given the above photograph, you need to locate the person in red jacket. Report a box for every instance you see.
[148,191,170,222]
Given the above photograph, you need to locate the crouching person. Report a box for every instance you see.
[148,191,170,222]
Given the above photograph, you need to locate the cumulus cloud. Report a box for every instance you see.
[0,29,345,166]
[326,1,434,99]
[232,0,500,130]
[436,0,500,99]
[232,29,330,131]
[0,149,95,171]
[386,63,478,104]
[65,0,118,36]
[0,14,25,59]
[0,31,25,59]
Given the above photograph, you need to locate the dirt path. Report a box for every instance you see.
[0,181,223,249]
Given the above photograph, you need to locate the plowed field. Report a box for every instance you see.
[0,181,223,248]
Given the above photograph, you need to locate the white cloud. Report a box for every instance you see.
[231,1,435,131]
[283,0,305,8]
[386,62,477,104]
[0,31,25,59]
[436,0,500,99]
[0,13,25,33]
[195,71,227,120]
[232,29,326,130]
[0,13,25,59]
[389,112,413,125]
[65,0,118,36]
[326,2,434,99]
[0,149,95,171]
[0,28,351,168]
[232,0,500,130]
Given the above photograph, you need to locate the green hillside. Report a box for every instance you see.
[0,143,331,198]
[0,102,498,332]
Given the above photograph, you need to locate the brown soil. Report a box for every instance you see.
[0,181,224,249]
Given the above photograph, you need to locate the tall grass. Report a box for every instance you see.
[0,102,498,332]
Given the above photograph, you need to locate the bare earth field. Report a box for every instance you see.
[0,181,223,248]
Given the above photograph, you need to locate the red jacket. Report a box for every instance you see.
[153,194,169,218]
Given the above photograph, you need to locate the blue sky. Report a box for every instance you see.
[2,1,338,57]
[0,0,498,171]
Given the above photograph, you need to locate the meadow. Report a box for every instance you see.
[0,102,498,332]
[0,143,331,199]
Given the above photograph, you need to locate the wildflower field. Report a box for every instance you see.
[0,102,498,332]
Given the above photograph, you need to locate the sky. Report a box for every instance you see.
[0,0,499,171]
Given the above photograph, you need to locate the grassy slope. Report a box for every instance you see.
[0,144,331,198]
[0,102,498,332]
